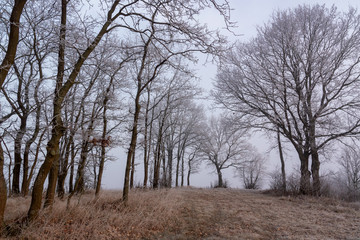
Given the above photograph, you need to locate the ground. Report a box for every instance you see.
[2,188,360,239]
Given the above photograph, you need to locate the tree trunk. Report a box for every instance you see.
[0,144,7,230]
[95,94,108,196]
[43,158,59,208]
[69,141,75,193]
[175,146,181,187]
[161,144,166,187]
[57,136,72,199]
[12,117,26,195]
[181,152,184,187]
[130,149,135,189]
[299,153,311,194]
[27,119,64,221]
[0,0,28,227]
[217,168,223,188]
[311,150,321,196]
[143,91,150,188]
[75,141,89,193]
[22,130,45,197]
[277,129,286,193]
[0,0,27,87]
[123,96,141,202]
[152,137,161,189]
[21,122,40,196]
[167,147,173,187]
[187,160,191,186]
[43,0,67,209]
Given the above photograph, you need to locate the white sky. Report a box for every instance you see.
[102,0,360,190]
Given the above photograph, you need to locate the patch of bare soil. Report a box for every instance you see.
[2,188,360,239]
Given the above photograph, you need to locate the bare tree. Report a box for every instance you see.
[200,116,247,188]
[0,0,27,229]
[214,5,360,195]
[339,144,360,201]
[238,147,266,189]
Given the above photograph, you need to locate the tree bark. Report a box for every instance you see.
[130,149,135,189]
[123,96,140,202]
[277,129,286,193]
[57,136,72,199]
[95,93,109,196]
[0,144,7,231]
[12,116,26,194]
[181,152,185,187]
[299,153,311,194]
[0,0,28,229]
[311,151,321,196]
[22,130,45,197]
[217,167,223,188]
[43,158,59,208]
[69,141,75,193]
[167,147,173,187]
[0,0,27,88]
[187,162,191,186]
[43,0,67,209]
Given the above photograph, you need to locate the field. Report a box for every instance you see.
[2,188,360,239]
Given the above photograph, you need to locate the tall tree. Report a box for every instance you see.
[200,116,247,188]
[0,0,28,229]
[43,0,67,209]
[214,5,360,195]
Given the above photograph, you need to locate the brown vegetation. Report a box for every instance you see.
[3,188,360,239]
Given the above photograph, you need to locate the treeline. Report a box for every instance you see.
[0,0,235,227]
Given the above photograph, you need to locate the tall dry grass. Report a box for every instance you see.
[4,189,185,239]
[2,187,360,239]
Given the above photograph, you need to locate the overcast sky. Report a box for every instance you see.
[103,0,360,190]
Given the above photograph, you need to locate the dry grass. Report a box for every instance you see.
[2,188,360,239]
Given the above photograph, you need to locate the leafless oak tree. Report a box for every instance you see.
[0,0,27,229]
[214,5,360,195]
[200,116,247,188]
